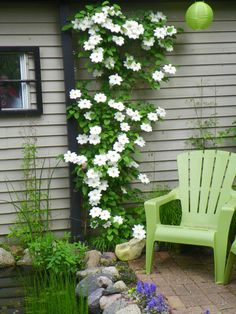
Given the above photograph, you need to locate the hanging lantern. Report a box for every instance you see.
[185,1,214,30]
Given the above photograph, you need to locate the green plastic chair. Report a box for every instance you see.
[224,239,236,284]
[145,150,236,284]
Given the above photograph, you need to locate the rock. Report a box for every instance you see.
[113,280,127,292]
[100,252,117,266]
[97,276,113,288]
[88,287,104,313]
[85,250,102,268]
[17,249,32,266]
[76,273,112,298]
[0,248,15,267]
[115,238,145,261]
[99,293,122,310]
[76,267,100,279]
[102,285,122,296]
[102,298,128,314]
[116,304,141,314]
[101,266,120,279]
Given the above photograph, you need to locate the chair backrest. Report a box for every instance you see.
[177,150,236,228]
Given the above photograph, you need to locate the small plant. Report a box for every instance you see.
[28,232,87,274]
[6,139,60,246]
[186,98,224,150]
[24,271,88,314]
[130,281,169,313]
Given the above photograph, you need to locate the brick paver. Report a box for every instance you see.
[129,247,236,314]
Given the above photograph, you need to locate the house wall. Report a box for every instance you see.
[74,0,236,196]
[0,2,70,240]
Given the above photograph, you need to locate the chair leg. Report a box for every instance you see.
[224,252,235,284]
[146,239,154,274]
[214,245,227,284]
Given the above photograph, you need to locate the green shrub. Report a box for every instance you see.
[28,233,87,274]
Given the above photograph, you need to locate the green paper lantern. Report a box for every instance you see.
[185,1,214,30]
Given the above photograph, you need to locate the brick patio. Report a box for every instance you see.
[128,247,236,314]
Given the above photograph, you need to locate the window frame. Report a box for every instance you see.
[0,46,42,116]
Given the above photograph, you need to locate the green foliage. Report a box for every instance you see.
[7,140,59,246]
[24,271,88,314]
[186,98,224,150]
[28,232,87,274]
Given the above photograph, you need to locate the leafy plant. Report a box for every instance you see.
[186,98,224,149]
[7,139,60,246]
[63,1,180,249]
[24,271,88,314]
[28,232,87,274]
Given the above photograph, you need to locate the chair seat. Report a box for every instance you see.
[155,224,216,247]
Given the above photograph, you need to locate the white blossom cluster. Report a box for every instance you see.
[64,4,178,240]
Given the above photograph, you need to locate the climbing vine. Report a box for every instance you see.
[63,1,180,248]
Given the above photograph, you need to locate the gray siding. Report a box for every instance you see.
[0,2,70,239]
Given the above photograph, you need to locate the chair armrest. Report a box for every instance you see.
[145,188,179,225]
[217,198,236,236]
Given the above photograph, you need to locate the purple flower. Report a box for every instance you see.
[150,283,157,294]
[204,311,210,314]
[147,297,158,308]
[136,281,143,294]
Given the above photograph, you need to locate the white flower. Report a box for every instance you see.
[112,35,124,46]
[89,134,101,145]
[138,173,150,184]
[113,215,123,225]
[88,25,100,35]
[103,221,112,228]
[148,112,158,121]
[109,74,123,86]
[84,111,93,120]
[154,27,167,39]
[132,224,146,240]
[93,154,107,166]
[88,189,102,206]
[104,57,115,69]
[72,17,93,31]
[85,177,100,188]
[107,166,120,178]
[141,123,152,132]
[123,20,144,39]
[64,150,73,163]
[87,169,101,179]
[166,25,177,36]
[102,19,121,33]
[69,89,82,99]
[78,99,92,109]
[131,110,141,121]
[156,106,166,118]
[90,126,102,135]
[93,69,103,77]
[152,70,164,82]
[76,155,88,165]
[123,55,141,72]
[106,150,121,163]
[92,12,107,24]
[94,93,107,103]
[83,41,95,51]
[64,151,87,165]
[134,136,145,147]
[89,207,102,218]
[98,180,109,191]
[149,12,166,23]
[90,47,104,63]
[128,160,139,168]
[163,64,176,75]
[118,133,129,145]
[142,37,155,48]
[113,141,125,152]
[76,134,88,145]
[108,100,125,111]
[100,210,111,221]
[114,112,125,122]
[121,187,127,194]
[89,34,103,45]
[120,122,130,132]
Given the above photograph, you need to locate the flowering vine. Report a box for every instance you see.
[63,1,180,249]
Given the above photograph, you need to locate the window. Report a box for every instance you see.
[0,47,42,115]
